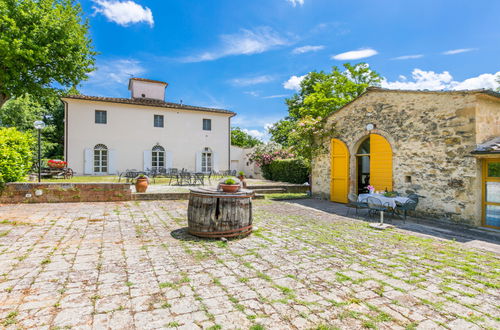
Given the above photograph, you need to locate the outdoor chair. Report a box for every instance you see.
[395,198,418,222]
[366,197,392,219]
[346,193,368,216]
[193,172,205,185]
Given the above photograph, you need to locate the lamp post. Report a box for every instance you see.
[33,120,46,182]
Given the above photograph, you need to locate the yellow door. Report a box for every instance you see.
[482,158,500,229]
[370,134,393,191]
[330,139,349,203]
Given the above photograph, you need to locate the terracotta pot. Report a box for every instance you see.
[220,184,240,193]
[238,175,245,181]
[135,178,148,193]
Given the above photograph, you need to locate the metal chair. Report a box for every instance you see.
[366,197,391,219]
[346,193,368,216]
[395,199,418,222]
[193,172,205,185]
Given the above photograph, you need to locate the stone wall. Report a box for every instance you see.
[0,183,132,204]
[312,90,499,226]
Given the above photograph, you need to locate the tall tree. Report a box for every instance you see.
[231,127,263,148]
[0,0,96,108]
[269,63,381,161]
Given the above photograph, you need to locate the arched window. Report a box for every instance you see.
[94,144,108,173]
[202,147,213,173]
[152,145,165,170]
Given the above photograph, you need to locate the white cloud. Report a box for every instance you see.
[292,45,325,54]
[242,128,266,139]
[93,1,154,27]
[452,73,500,90]
[230,75,275,86]
[262,94,289,99]
[84,59,145,95]
[442,48,477,55]
[283,74,306,91]
[244,91,260,97]
[381,69,500,91]
[182,27,289,62]
[392,54,424,60]
[332,48,378,60]
[287,0,304,7]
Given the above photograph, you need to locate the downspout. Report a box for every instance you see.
[62,99,68,162]
[228,116,231,170]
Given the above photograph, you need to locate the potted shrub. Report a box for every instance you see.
[135,174,149,193]
[237,171,245,180]
[220,177,240,193]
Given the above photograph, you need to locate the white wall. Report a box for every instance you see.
[230,146,262,178]
[129,80,166,100]
[65,99,231,175]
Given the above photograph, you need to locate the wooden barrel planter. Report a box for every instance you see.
[187,187,253,238]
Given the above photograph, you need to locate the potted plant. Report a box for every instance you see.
[367,185,375,194]
[135,174,149,193]
[47,159,67,169]
[237,171,245,181]
[220,177,240,193]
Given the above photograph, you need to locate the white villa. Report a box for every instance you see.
[62,78,235,175]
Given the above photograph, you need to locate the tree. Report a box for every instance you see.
[0,92,68,159]
[0,127,34,184]
[231,127,263,148]
[269,63,381,161]
[0,0,96,108]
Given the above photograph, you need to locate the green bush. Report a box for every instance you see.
[268,158,309,184]
[0,128,34,184]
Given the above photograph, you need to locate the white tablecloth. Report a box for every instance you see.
[358,193,410,208]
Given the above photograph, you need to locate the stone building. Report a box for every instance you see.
[311,87,500,228]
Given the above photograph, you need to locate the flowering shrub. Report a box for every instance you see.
[249,143,294,167]
[249,143,295,180]
[47,159,67,168]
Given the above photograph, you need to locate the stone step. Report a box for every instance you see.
[250,188,287,194]
[133,192,189,200]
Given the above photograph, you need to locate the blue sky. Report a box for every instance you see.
[80,0,500,139]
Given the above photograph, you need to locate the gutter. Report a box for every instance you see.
[62,99,68,162]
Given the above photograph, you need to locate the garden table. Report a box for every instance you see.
[358,193,410,209]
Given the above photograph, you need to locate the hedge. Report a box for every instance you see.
[268,158,309,184]
[0,127,34,184]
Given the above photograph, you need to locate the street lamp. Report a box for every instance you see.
[33,120,46,182]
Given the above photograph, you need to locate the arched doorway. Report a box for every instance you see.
[330,139,349,203]
[355,134,393,194]
[93,144,108,174]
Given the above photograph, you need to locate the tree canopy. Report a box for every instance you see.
[268,63,381,162]
[0,92,68,159]
[231,127,263,148]
[0,0,96,108]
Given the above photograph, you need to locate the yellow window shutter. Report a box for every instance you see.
[330,139,349,203]
[370,134,393,191]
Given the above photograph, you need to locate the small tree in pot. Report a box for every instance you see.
[219,177,240,193]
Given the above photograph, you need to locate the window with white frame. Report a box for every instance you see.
[201,147,212,173]
[203,118,211,131]
[152,145,165,170]
[95,110,107,124]
[154,114,164,128]
[94,144,108,173]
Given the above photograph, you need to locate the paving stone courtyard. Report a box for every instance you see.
[0,200,499,329]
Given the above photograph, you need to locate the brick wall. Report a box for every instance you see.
[0,183,132,204]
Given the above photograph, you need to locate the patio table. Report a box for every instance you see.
[358,193,410,209]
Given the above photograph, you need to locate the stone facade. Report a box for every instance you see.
[312,88,500,226]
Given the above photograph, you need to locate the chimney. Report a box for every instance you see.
[128,78,168,101]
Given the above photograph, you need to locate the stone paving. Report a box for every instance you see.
[0,200,499,329]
